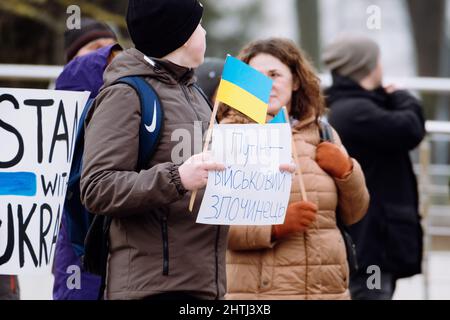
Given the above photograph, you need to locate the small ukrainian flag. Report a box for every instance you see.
[216,55,273,124]
[268,109,288,124]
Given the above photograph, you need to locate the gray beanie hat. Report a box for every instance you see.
[322,34,380,82]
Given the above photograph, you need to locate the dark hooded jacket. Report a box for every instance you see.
[326,74,425,278]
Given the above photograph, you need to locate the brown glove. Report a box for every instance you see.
[272,201,318,241]
[316,142,353,179]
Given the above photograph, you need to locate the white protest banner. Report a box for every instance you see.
[197,123,292,225]
[0,88,90,274]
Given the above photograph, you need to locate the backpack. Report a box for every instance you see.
[64,76,164,300]
[318,120,359,277]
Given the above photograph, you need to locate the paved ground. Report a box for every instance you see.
[393,251,450,300]
[17,251,450,300]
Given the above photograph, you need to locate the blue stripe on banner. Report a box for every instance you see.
[221,55,273,104]
[0,172,37,196]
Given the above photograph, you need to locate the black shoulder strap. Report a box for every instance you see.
[318,120,359,275]
[92,76,164,300]
[319,120,335,143]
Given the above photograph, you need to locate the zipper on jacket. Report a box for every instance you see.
[180,85,202,121]
[161,215,169,276]
[214,225,221,299]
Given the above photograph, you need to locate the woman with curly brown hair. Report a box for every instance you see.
[222,38,370,299]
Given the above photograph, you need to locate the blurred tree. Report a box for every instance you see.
[295,0,321,69]
[407,0,446,78]
[406,0,446,120]
[0,0,263,66]
[407,0,448,163]
[0,0,127,66]
[202,0,262,58]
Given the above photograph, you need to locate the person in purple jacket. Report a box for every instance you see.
[52,18,120,300]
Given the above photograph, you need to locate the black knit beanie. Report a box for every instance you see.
[64,18,117,62]
[126,0,204,58]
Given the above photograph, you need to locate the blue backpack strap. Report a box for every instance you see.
[67,98,94,189]
[65,98,96,257]
[84,76,164,299]
[114,76,164,170]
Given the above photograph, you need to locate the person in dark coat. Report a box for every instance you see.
[322,34,425,300]
[0,276,20,300]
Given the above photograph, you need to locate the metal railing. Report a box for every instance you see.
[0,64,62,81]
[3,63,450,93]
[417,121,450,300]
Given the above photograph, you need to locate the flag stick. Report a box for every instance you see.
[281,107,308,201]
[188,99,220,212]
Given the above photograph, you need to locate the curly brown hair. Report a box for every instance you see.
[218,38,325,123]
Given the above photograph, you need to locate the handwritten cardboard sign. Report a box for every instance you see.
[197,124,292,225]
[0,88,89,274]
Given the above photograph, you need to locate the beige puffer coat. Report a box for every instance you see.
[223,110,370,300]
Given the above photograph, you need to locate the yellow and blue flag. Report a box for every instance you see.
[268,109,288,124]
[216,55,273,124]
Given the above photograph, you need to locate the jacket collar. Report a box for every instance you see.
[56,43,121,98]
[150,57,196,86]
[102,48,196,88]
[291,114,317,132]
